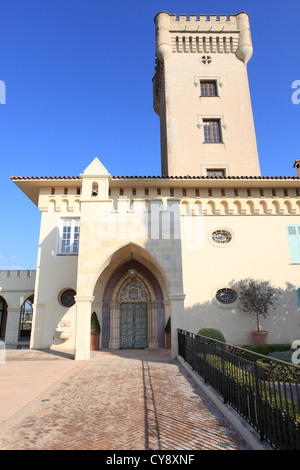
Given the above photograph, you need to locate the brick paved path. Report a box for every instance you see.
[0,349,252,450]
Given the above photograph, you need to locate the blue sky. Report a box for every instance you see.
[0,0,299,270]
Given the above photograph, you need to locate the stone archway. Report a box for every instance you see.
[74,243,171,360]
[101,259,165,350]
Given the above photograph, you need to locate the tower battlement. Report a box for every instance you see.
[154,11,252,64]
[162,12,240,31]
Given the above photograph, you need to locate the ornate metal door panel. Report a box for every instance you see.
[120,302,148,348]
[134,302,148,348]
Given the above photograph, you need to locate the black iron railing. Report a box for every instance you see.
[178,329,300,450]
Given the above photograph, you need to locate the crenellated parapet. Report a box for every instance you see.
[38,188,81,212]
[0,270,35,279]
[0,270,36,306]
[64,190,300,221]
[180,196,300,216]
[154,11,252,63]
[163,12,242,29]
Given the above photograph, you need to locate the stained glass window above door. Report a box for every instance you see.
[120,280,147,302]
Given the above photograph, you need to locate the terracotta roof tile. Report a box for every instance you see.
[10,176,80,180]
[10,175,300,180]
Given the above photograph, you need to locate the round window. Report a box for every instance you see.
[60,289,76,307]
[216,288,237,304]
[211,230,232,245]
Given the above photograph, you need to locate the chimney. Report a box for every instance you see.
[293,160,300,177]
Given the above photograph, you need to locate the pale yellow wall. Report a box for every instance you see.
[30,192,79,350]
[182,214,300,345]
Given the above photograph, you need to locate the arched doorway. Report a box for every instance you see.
[100,259,165,349]
[0,296,8,340]
[19,295,34,341]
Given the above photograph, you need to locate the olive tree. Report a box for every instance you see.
[233,278,282,332]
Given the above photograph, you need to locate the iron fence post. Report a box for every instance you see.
[203,337,207,383]
[191,333,195,370]
[221,343,227,404]
[253,355,265,441]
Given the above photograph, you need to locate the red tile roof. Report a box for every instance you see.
[10,175,300,180]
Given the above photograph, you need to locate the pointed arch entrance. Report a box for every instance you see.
[109,269,158,349]
[99,258,166,350]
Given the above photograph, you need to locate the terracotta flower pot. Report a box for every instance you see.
[251,330,269,345]
[90,334,99,350]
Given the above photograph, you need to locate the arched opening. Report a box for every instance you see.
[91,245,171,350]
[92,182,98,197]
[19,294,34,341]
[99,259,165,349]
[0,296,8,340]
[90,243,171,351]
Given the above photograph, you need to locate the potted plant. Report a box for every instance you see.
[234,278,282,345]
[165,316,171,348]
[90,311,101,350]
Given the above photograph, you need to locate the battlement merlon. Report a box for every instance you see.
[0,270,35,279]
[154,11,253,65]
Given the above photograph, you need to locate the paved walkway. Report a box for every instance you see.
[0,348,258,450]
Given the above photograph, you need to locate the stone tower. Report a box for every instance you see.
[153,11,261,178]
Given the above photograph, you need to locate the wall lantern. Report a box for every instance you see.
[128,254,137,279]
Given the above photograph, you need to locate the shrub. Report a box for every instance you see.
[197,328,226,343]
[91,312,101,336]
[241,344,291,362]
[242,344,291,356]
[164,317,171,334]
[268,350,295,364]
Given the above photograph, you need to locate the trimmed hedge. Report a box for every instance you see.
[242,343,291,356]
[197,328,226,343]
[241,344,292,363]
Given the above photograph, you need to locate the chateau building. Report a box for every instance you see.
[1,11,300,360]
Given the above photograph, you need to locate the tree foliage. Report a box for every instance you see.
[233,278,282,331]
